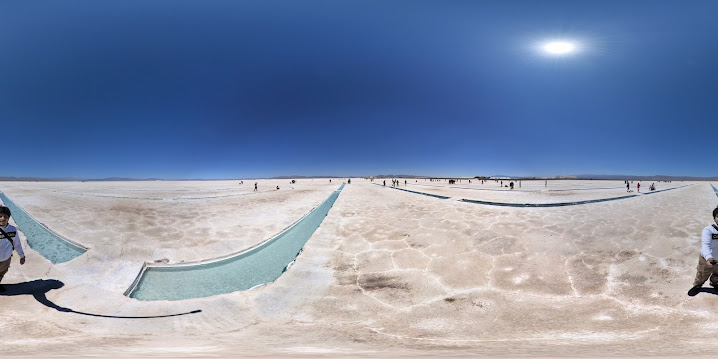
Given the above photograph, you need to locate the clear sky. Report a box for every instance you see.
[2,1,717,179]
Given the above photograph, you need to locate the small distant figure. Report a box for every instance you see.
[383,180,386,186]
[626,182,630,192]
[254,182,257,192]
[688,205,718,296]
[0,206,27,292]
[637,183,641,193]
[545,180,547,187]
[509,182,514,190]
[276,186,280,190]
[650,183,655,191]
[404,180,407,185]
[348,179,351,184]
[330,179,332,183]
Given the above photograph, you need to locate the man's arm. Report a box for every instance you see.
[701,227,714,265]
[12,227,26,264]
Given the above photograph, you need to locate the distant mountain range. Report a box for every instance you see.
[1,176,178,181]
[1,174,717,181]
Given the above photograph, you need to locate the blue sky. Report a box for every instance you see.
[2,1,717,179]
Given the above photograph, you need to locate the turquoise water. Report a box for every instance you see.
[0,192,87,263]
[129,187,342,301]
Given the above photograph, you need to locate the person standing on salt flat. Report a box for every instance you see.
[688,206,718,296]
[0,206,26,292]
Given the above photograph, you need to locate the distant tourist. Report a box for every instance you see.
[509,182,514,190]
[254,182,257,192]
[637,183,641,193]
[626,182,630,192]
[0,206,26,292]
[688,206,718,296]
[276,186,280,190]
[383,180,386,186]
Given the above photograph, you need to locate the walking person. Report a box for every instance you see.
[254,182,257,192]
[637,183,640,193]
[0,206,26,292]
[689,206,718,296]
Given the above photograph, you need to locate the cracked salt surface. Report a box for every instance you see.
[0,179,716,357]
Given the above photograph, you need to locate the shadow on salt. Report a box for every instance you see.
[373,183,450,199]
[373,181,693,208]
[460,184,692,207]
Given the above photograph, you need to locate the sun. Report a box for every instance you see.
[539,40,580,56]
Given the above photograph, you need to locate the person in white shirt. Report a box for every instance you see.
[688,206,718,296]
[0,205,26,292]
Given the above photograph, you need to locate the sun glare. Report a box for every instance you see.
[539,40,580,56]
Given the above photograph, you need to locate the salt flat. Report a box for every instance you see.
[1,179,717,358]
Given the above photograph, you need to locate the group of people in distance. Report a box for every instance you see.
[625,181,656,193]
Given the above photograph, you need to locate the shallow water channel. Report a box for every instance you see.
[0,192,87,264]
[128,185,344,301]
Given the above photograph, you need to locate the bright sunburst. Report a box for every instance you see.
[542,41,576,55]
[535,39,582,57]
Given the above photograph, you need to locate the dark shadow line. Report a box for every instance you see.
[1,280,201,319]
[697,287,718,296]
[460,194,638,207]
[639,184,693,195]
[373,183,450,199]
[413,183,625,192]
[460,184,694,207]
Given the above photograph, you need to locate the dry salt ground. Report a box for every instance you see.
[1,179,717,358]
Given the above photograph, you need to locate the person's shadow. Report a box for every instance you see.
[696,287,718,296]
[1,279,201,319]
